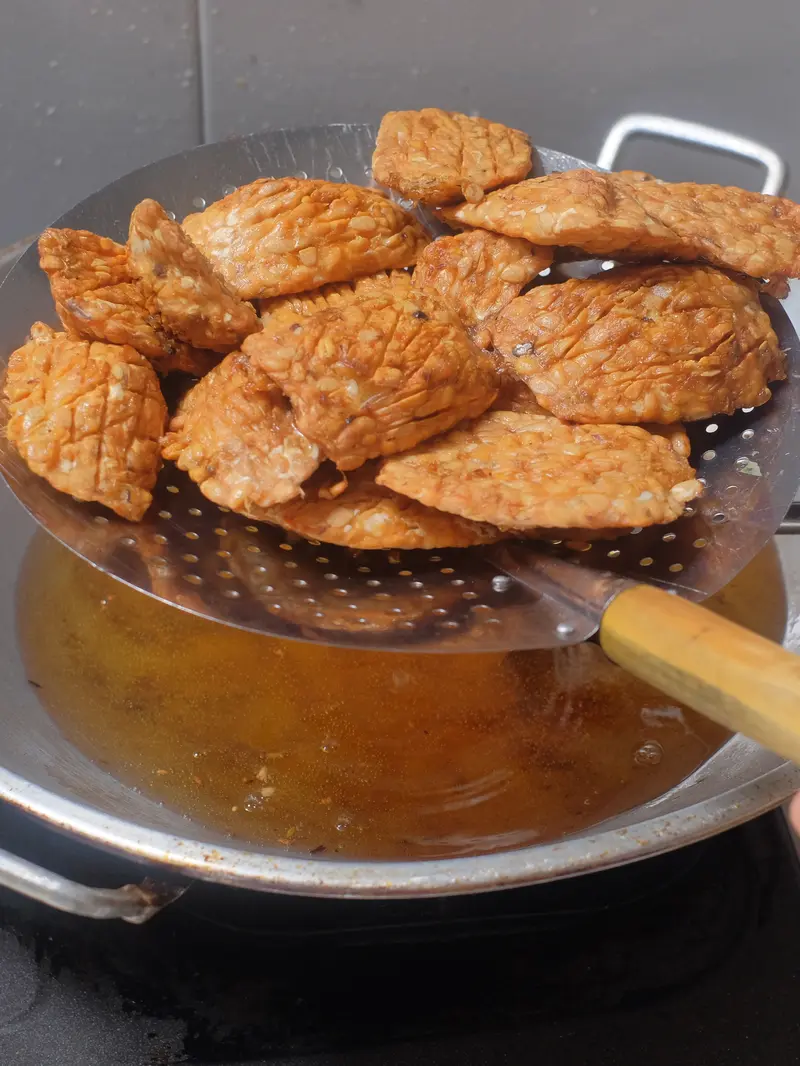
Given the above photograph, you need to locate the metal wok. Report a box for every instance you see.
[0,116,798,921]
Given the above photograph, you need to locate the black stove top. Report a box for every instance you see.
[1,803,799,1066]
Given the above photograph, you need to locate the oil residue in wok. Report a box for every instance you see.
[18,534,785,861]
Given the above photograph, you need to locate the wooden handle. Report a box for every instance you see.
[599,584,800,764]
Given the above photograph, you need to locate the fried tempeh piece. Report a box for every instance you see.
[182,178,429,300]
[243,289,498,471]
[39,226,216,376]
[372,108,532,206]
[474,370,631,540]
[412,229,552,333]
[377,410,702,530]
[156,347,221,377]
[492,265,786,423]
[39,227,168,358]
[441,169,800,278]
[248,289,499,469]
[617,170,660,183]
[5,323,166,520]
[161,351,320,518]
[128,198,260,353]
[258,269,413,328]
[491,365,551,415]
[268,463,504,549]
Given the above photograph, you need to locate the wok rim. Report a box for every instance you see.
[0,750,796,898]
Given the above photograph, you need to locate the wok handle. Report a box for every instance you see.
[0,844,185,922]
[778,503,800,534]
[597,113,786,195]
[600,585,800,763]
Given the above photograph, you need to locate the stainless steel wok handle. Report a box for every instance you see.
[779,506,800,535]
[597,113,786,195]
[0,844,185,922]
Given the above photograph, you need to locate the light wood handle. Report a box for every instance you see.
[599,584,800,764]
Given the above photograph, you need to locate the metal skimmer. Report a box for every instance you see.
[0,124,799,653]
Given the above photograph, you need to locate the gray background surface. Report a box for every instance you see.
[0,0,799,252]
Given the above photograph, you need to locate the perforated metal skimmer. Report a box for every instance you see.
[1,124,799,652]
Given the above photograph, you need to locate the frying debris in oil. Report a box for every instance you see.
[17,534,785,861]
